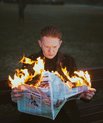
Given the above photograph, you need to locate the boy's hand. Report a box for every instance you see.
[11,87,24,103]
[80,88,96,100]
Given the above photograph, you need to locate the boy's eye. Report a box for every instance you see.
[46,46,50,48]
[53,46,57,48]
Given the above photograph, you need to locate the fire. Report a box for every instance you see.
[20,56,35,64]
[61,67,91,88]
[8,56,91,89]
[9,57,45,88]
[33,57,45,75]
[8,69,32,88]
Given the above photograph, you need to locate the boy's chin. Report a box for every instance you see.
[46,55,55,59]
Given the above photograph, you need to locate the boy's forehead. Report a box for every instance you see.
[41,36,60,42]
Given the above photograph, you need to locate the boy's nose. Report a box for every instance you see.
[48,48,53,53]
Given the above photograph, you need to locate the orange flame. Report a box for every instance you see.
[8,69,31,88]
[9,57,45,88]
[20,56,35,65]
[61,67,91,88]
[8,56,91,89]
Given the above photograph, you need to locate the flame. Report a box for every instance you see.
[32,57,45,87]
[53,71,74,88]
[33,57,45,75]
[9,57,45,88]
[20,56,35,64]
[61,67,91,88]
[9,56,91,89]
[8,69,31,88]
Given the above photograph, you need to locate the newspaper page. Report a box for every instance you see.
[17,71,88,120]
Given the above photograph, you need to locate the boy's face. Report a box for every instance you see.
[38,36,62,59]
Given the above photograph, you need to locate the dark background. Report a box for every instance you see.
[0,0,103,122]
[0,0,103,80]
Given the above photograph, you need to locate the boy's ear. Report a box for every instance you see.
[60,40,62,44]
[38,40,42,47]
[59,40,62,46]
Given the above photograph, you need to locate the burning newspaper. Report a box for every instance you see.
[9,57,91,120]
